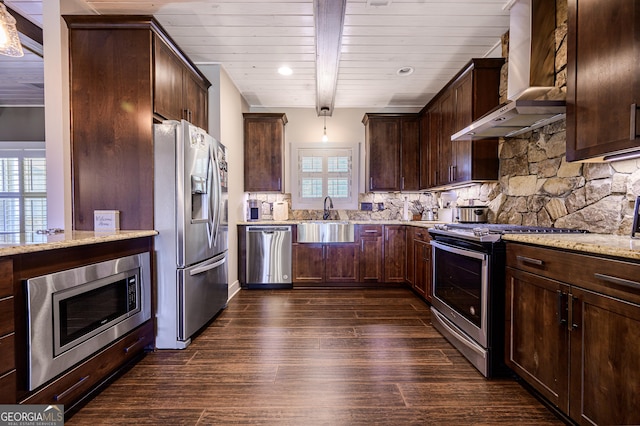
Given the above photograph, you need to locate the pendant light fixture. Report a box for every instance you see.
[321,107,329,143]
[0,2,23,57]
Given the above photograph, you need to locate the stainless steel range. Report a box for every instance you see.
[428,223,587,377]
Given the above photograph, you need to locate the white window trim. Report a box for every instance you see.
[290,142,360,210]
[0,142,46,236]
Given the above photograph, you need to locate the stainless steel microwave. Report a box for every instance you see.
[26,252,151,390]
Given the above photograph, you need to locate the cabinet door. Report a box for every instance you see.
[367,118,401,191]
[405,227,415,285]
[505,267,570,412]
[569,286,640,425]
[413,240,428,298]
[453,73,473,183]
[359,236,383,282]
[183,70,208,130]
[566,0,640,161]
[153,36,183,121]
[400,117,420,191]
[437,91,455,186]
[244,114,286,192]
[326,244,358,283]
[292,244,324,283]
[383,226,406,282]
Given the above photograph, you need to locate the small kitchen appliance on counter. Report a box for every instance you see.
[247,199,262,221]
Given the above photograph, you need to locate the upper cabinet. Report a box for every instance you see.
[244,113,288,192]
[363,113,420,192]
[64,16,210,230]
[423,58,504,188]
[154,35,208,130]
[566,0,640,161]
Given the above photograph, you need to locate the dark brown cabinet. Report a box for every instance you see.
[0,259,14,404]
[358,224,383,282]
[412,229,431,301]
[422,58,503,188]
[244,113,288,192]
[363,114,420,191]
[64,16,210,231]
[383,225,406,282]
[566,0,640,161]
[505,243,640,425]
[153,35,208,130]
[292,243,358,285]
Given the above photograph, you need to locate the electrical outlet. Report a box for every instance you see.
[377,202,384,210]
[361,202,373,211]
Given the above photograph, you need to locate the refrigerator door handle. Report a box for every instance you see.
[209,144,223,245]
[190,255,227,276]
[206,146,219,248]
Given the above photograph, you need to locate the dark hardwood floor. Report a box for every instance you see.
[67,288,563,425]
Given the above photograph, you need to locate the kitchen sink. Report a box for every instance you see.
[297,221,355,243]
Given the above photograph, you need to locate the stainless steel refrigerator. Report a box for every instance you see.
[154,120,228,349]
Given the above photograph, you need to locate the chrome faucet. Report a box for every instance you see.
[323,196,333,220]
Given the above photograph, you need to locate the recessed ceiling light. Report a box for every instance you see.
[278,66,293,76]
[396,66,414,76]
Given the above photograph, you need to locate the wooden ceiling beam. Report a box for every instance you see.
[314,0,346,116]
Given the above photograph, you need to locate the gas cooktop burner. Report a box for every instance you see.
[430,223,588,243]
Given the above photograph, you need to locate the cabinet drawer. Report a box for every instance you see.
[0,333,15,375]
[22,321,153,405]
[412,227,431,242]
[0,297,13,336]
[0,259,11,298]
[357,224,382,237]
[507,243,640,304]
[0,370,16,404]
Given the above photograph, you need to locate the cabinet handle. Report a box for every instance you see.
[452,165,457,181]
[516,255,544,266]
[570,294,579,331]
[370,177,373,190]
[594,273,640,291]
[54,375,89,401]
[277,177,281,191]
[556,290,567,326]
[631,103,639,140]
[401,176,405,190]
[124,336,145,354]
[361,240,364,252]
[364,230,378,234]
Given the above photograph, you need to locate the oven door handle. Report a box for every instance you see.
[431,309,486,357]
[430,240,488,261]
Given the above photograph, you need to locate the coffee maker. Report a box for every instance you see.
[247,199,261,221]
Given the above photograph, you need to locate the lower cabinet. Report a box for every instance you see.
[358,224,383,282]
[21,321,153,406]
[505,243,640,425]
[292,243,358,285]
[412,230,432,301]
[384,225,406,282]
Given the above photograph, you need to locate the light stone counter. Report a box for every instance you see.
[502,233,640,261]
[0,230,158,257]
[238,220,446,229]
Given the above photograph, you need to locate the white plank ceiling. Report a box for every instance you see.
[0,0,510,111]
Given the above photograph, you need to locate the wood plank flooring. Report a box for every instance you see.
[67,288,563,425]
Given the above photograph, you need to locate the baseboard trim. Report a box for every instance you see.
[228,280,241,300]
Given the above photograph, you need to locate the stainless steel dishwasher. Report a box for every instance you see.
[246,225,292,288]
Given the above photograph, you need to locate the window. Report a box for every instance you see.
[291,144,359,210]
[0,143,46,240]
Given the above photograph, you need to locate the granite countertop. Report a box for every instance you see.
[0,230,158,256]
[503,233,640,261]
[237,220,446,228]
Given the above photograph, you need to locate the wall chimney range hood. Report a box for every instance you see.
[452,0,565,141]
